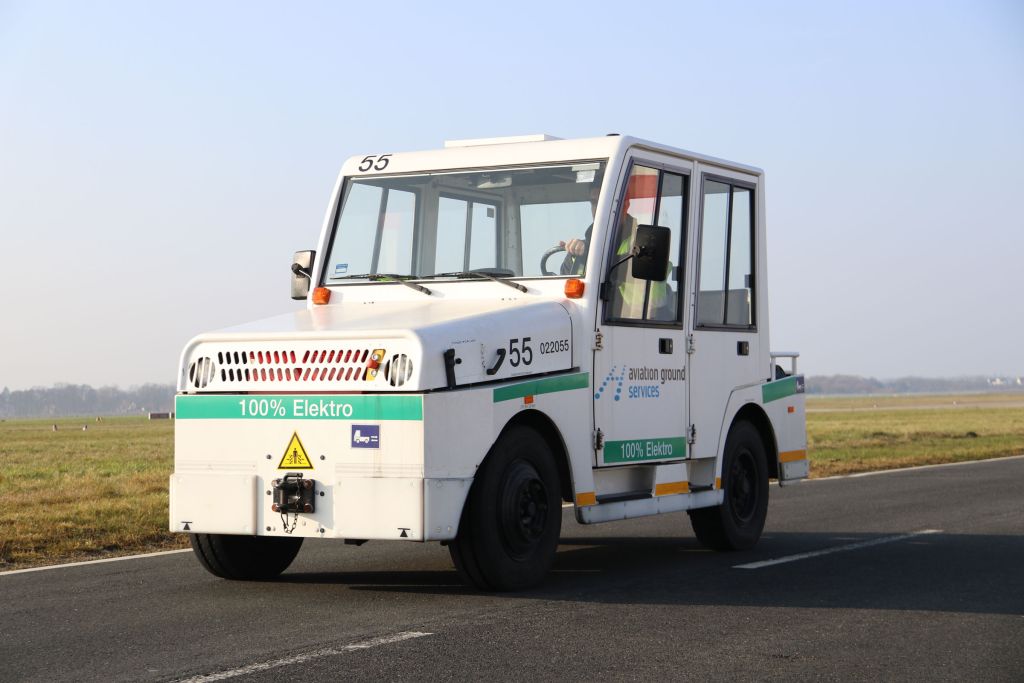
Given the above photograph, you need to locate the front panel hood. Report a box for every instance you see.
[178,299,576,393]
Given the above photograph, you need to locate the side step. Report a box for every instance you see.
[578,488,724,525]
[596,490,653,505]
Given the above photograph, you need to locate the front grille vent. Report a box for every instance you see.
[213,347,376,384]
[383,354,413,387]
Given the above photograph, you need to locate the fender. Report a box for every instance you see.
[712,383,778,483]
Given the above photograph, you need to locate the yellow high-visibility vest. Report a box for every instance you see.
[613,232,669,319]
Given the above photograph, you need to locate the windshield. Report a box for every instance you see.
[323,161,606,282]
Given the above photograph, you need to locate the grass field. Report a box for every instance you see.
[807,394,1024,477]
[1,393,1022,571]
[0,417,188,570]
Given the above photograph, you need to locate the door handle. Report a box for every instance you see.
[486,348,507,375]
[659,338,673,354]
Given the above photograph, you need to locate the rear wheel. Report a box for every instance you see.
[449,426,562,591]
[190,533,303,580]
[688,421,769,551]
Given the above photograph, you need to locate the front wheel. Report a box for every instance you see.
[688,421,769,551]
[190,533,303,580]
[449,426,562,591]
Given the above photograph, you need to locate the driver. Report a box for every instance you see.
[559,185,601,275]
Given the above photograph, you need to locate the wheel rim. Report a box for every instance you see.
[498,459,550,559]
[727,449,758,524]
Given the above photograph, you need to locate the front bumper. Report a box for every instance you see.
[170,472,470,541]
[169,393,470,541]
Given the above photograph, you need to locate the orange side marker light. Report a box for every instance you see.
[564,279,585,298]
[312,287,331,305]
[523,395,534,405]
[787,405,795,414]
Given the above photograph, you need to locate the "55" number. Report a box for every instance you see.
[358,154,392,172]
[509,337,533,367]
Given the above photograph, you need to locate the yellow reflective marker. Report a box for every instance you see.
[779,449,807,463]
[654,481,689,496]
[278,432,314,470]
[365,347,386,380]
[575,492,597,507]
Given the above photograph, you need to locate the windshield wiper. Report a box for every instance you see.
[327,273,432,295]
[428,270,528,293]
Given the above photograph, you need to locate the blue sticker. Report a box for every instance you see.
[334,263,349,276]
[351,424,380,449]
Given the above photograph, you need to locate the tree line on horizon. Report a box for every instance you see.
[0,384,174,419]
[2,375,1021,419]
[807,374,1022,395]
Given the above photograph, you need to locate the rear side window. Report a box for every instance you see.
[697,178,755,328]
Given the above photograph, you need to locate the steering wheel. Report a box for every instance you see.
[540,245,566,276]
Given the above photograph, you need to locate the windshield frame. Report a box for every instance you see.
[319,160,608,287]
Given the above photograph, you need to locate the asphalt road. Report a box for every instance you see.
[3,457,1022,682]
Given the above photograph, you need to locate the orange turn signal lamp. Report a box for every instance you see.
[312,287,332,305]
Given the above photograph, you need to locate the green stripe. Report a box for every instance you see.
[176,394,423,420]
[604,437,687,463]
[492,372,590,403]
[762,376,799,403]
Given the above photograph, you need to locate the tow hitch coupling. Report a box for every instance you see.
[272,473,316,514]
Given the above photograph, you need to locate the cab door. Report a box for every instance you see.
[687,165,763,461]
[593,156,692,466]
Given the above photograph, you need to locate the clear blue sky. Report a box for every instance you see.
[1,0,1021,389]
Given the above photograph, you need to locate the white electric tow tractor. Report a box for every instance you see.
[171,134,807,590]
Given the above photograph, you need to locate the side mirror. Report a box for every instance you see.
[291,250,316,300]
[630,225,670,281]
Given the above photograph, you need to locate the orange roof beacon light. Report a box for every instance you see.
[312,287,332,305]
[564,278,585,299]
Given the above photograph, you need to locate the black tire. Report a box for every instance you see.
[449,426,562,591]
[189,533,303,580]
[688,421,769,551]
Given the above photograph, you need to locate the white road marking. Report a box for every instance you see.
[808,453,1024,481]
[0,549,192,577]
[175,631,432,682]
[733,529,941,569]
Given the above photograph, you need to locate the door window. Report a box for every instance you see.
[604,164,688,324]
[697,179,755,328]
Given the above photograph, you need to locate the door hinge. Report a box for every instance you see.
[593,428,605,450]
[687,424,696,445]
[593,329,604,351]
[686,334,695,355]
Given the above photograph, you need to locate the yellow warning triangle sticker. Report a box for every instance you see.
[277,432,314,470]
